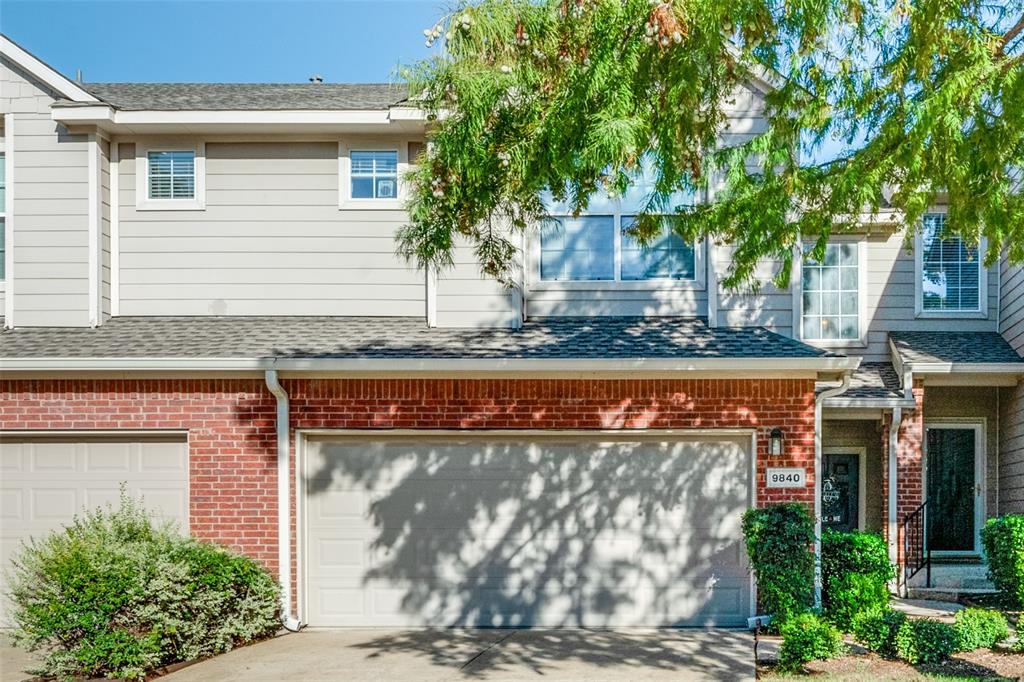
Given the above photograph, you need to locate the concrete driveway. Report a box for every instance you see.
[3,629,755,681]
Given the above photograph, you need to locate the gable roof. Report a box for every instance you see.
[0,34,98,103]
[0,316,857,373]
[79,82,408,111]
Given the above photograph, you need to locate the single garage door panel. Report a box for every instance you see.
[1,436,189,625]
[304,434,752,627]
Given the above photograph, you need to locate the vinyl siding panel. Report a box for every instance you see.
[999,260,1024,513]
[714,244,792,332]
[117,140,426,317]
[100,138,110,320]
[436,238,519,328]
[1,55,90,327]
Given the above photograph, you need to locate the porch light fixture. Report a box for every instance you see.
[769,427,785,457]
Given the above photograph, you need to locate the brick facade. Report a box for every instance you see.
[0,377,816,579]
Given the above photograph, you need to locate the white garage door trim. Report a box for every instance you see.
[296,428,757,627]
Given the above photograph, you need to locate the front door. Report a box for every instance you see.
[926,426,982,554]
[822,453,860,533]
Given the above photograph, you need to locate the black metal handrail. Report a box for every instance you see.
[902,499,931,589]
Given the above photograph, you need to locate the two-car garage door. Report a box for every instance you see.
[303,433,753,627]
[0,435,189,624]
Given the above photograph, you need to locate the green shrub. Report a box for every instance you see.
[893,618,958,664]
[777,612,845,671]
[7,493,281,681]
[981,515,1024,607]
[953,608,1010,651]
[821,530,894,631]
[742,503,815,625]
[851,608,906,658]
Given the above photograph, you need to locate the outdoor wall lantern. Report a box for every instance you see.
[768,427,785,456]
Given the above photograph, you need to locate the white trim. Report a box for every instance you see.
[4,113,14,327]
[706,238,718,327]
[794,238,869,348]
[134,142,205,211]
[823,396,917,409]
[0,355,862,373]
[87,134,100,327]
[922,421,987,556]
[822,446,867,531]
[888,407,902,585]
[0,36,99,103]
[425,266,437,327]
[903,362,1024,375]
[51,106,424,128]
[338,141,408,210]
[914,209,989,319]
[110,142,120,317]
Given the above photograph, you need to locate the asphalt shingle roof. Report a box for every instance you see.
[0,316,836,360]
[841,362,904,399]
[890,331,1024,365]
[75,83,408,111]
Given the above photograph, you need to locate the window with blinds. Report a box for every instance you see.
[920,213,981,312]
[148,150,196,200]
[350,150,398,199]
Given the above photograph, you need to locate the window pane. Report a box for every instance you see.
[921,213,981,311]
[351,177,375,199]
[620,217,696,280]
[350,151,398,200]
[375,177,397,199]
[802,242,859,340]
[148,150,195,200]
[539,216,615,281]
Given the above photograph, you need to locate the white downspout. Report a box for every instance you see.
[265,369,301,632]
[814,371,853,608]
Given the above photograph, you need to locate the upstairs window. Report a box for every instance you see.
[148,150,195,200]
[801,243,861,342]
[919,213,982,313]
[350,150,398,200]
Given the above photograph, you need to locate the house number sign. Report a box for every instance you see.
[766,467,807,488]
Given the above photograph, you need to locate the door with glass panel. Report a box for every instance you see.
[925,424,983,554]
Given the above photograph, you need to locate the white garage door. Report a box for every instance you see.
[0,435,189,624]
[303,433,752,627]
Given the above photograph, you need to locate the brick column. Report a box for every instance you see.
[895,384,925,565]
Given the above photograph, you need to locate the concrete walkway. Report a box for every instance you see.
[891,597,964,623]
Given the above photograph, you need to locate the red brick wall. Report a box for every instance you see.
[894,384,926,564]
[0,377,816,577]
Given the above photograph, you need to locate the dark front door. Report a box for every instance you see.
[927,427,978,553]
[822,453,860,533]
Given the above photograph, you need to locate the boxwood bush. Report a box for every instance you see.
[742,503,815,626]
[7,494,281,681]
[981,515,1024,606]
[777,612,845,672]
[851,608,907,658]
[953,608,1010,651]
[821,530,895,631]
[893,618,958,664]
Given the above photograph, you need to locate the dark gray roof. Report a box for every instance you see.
[833,362,904,400]
[890,331,1024,365]
[74,83,408,111]
[0,316,837,360]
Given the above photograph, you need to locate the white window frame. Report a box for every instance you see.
[793,238,868,348]
[135,141,205,211]
[0,145,6,293]
[528,212,707,292]
[338,141,408,210]
[914,208,988,319]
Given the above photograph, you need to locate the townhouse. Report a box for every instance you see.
[1,34,1022,628]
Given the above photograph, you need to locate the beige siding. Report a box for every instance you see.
[714,245,792,333]
[117,140,426,317]
[1,56,90,327]
[436,238,519,327]
[999,260,1024,513]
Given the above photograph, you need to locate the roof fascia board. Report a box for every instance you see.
[903,362,1024,375]
[1,35,99,102]
[51,106,424,127]
[0,356,861,373]
[822,396,917,409]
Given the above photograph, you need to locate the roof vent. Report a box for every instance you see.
[309,74,323,83]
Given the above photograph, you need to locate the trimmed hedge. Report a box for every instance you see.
[778,612,845,672]
[821,530,894,631]
[7,493,281,681]
[852,608,906,659]
[953,608,1010,651]
[981,515,1024,607]
[742,503,815,626]
[894,618,958,664]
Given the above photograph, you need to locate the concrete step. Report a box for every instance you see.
[906,586,999,602]
[907,562,994,590]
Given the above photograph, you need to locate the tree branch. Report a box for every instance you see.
[999,13,1024,55]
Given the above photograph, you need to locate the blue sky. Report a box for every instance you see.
[1,1,443,83]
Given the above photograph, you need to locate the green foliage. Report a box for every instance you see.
[851,608,906,659]
[399,0,1024,287]
[821,530,894,631]
[7,493,281,681]
[894,618,958,665]
[953,608,1011,651]
[777,612,845,672]
[741,503,815,625]
[981,515,1024,607]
